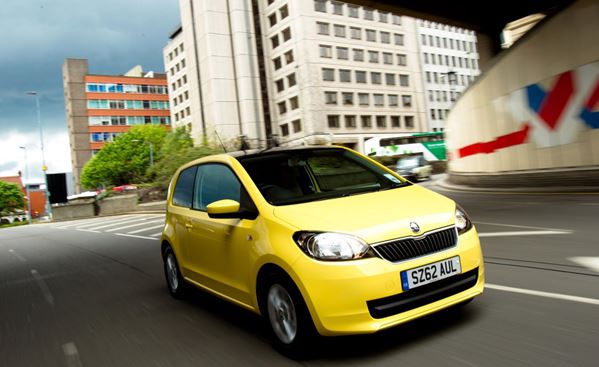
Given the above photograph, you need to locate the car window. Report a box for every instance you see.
[172,166,197,207]
[193,164,241,211]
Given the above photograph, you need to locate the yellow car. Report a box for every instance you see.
[160,146,484,354]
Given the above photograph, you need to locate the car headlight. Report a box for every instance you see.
[455,205,473,234]
[293,232,372,261]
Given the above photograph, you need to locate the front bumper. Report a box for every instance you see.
[291,227,484,336]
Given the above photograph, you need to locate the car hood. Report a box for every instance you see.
[272,184,456,244]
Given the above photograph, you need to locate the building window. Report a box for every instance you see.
[322,68,335,81]
[379,12,388,23]
[383,52,393,65]
[368,51,379,63]
[284,50,294,64]
[275,79,284,93]
[373,94,384,106]
[405,116,414,128]
[366,29,376,42]
[402,95,412,107]
[376,116,387,128]
[281,123,289,136]
[394,33,404,46]
[271,35,279,49]
[388,94,398,106]
[363,8,374,20]
[314,0,326,12]
[342,92,353,105]
[345,115,357,128]
[430,109,436,119]
[332,1,343,15]
[421,34,426,45]
[287,73,297,87]
[350,27,361,40]
[392,14,402,25]
[339,69,351,82]
[278,101,287,115]
[358,93,369,106]
[399,74,409,87]
[397,54,407,66]
[336,47,348,60]
[319,45,332,58]
[353,49,364,61]
[327,115,340,128]
[269,13,277,27]
[348,5,359,18]
[385,73,396,85]
[282,27,292,42]
[280,4,289,19]
[292,119,301,133]
[317,22,330,35]
[355,70,366,83]
[380,31,390,44]
[289,96,299,110]
[361,115,372,128]
[325,91,337,104]
[391,116,400,128]
[273,56,282,70]
[371,72,381,85]
[334,24,346,37]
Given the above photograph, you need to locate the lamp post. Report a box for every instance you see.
[26,91,52,219]
[19,146,32,225]
[132,140,154,168]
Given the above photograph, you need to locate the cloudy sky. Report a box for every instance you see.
[0,0,180,183]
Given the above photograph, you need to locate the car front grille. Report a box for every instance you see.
[366,268,479,319]
[372,227,457,263]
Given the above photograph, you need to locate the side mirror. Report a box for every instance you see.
[207,199,257,219]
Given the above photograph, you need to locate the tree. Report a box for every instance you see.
[80,125,167,189]
[0,181,25,214]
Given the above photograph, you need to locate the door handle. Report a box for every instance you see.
[185,223,193,230]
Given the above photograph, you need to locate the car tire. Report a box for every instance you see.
[163,246,188,298]
[264,275,316,358]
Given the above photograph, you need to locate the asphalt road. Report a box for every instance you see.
[1,181,598,366]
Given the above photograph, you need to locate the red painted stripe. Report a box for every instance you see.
[585,77,599,110]
[458,124,530,158]
[537,72,574,130]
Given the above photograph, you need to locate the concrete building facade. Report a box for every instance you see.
[62,59,171,193]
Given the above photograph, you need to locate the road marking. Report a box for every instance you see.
[8,249,27,262]
[87,217,151,231]
[128,223,164,234]
[478,230,571,237]
[105,219,164,232]
[569,257,599,274]
[474,221,571,232]
[115,233,159,241]
[54,215,136,229]
[30,269,54,306]
[150,232,162,237]
[76,229,100,233]
[62,342,83,367]
[486,283,599,305]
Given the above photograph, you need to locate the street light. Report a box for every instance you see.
[19,146,32,225]
[26,91,52,220]
[132,140,154,168]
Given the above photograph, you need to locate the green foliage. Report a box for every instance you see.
[80,125,167,189]
[0,181,25,214]
[153,145,221,189]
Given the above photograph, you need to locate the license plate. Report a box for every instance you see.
[401,256,461,291]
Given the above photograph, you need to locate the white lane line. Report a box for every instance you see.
[569,257,599,274]
[76,229,100,233]
[87,217,151,231]
[105,219,164,233]
[54,215,136,229]
[62,342,83,367]
[127,223,164,234]
[150,232,162,237]
[30,269,54,306]
[486,283,599,306]
[115,233,159,241]
[473,221,571,232]
[8,249,27,263]
[478,230,572,237]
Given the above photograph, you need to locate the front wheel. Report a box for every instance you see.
[163,246,187,298]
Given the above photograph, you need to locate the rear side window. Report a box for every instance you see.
[172,166,197,207]
[193,164,241,211]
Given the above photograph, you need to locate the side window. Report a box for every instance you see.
[193,164,241,211]
[172,166,197,207]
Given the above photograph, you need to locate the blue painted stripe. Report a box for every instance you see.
[526,84,546,113]
[580,108,599,129]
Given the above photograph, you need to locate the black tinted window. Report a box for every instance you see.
[172,166,197,207]
[193,164,241,211]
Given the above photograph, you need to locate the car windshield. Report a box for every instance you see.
[397,157,420,169]
[237,148,410,205]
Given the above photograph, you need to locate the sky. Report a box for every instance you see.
[0,0,180,183]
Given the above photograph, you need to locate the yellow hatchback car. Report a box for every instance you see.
[160,146,484,353]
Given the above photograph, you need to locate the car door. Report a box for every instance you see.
[168,165,197,275]
[185,163,257,306]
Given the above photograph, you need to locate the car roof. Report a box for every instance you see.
[226,145,345,159]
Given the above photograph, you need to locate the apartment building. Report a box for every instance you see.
[164,27,192,130]
[165,0,479,151]
[62,59,171,193]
